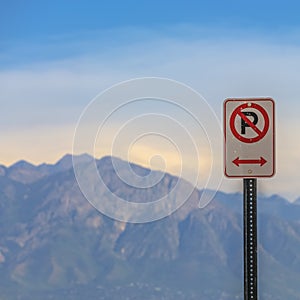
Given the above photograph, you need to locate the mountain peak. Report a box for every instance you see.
[7,160,40,184]
[9,159,36,169]
[54,153,73,170]
[5,154,94,184]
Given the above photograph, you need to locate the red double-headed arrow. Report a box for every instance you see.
[233,157,267,167]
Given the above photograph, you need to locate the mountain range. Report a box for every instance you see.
[0,154,299,300]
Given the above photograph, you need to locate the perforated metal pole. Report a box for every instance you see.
[244,178,258,300]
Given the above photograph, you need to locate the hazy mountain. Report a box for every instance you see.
[0,155,299,300]
[4,154,93,184]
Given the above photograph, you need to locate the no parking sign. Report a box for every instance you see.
[224,98,275,178]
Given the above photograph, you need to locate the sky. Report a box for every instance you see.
[1,0,300,200]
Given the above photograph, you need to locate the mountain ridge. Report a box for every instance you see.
[3,154,297,204]
[0,154,299,299]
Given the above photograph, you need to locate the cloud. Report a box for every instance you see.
[0,28,300,200]
[0,125,75,166]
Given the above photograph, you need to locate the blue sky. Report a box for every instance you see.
[2,1,299,38]
[1,1,300,200]
[1,0,300,67]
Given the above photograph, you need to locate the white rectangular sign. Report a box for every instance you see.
[224,98,275,178]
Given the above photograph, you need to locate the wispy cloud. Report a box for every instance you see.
[1,27,300,200]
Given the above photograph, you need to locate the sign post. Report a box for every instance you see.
[224,98,275,300]
[243,178,257,300]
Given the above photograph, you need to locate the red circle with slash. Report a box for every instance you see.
[230,103,269,143]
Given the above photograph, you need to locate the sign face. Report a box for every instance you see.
[224,98,275,178]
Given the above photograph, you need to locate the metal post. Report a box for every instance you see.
[243,178,258,300]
